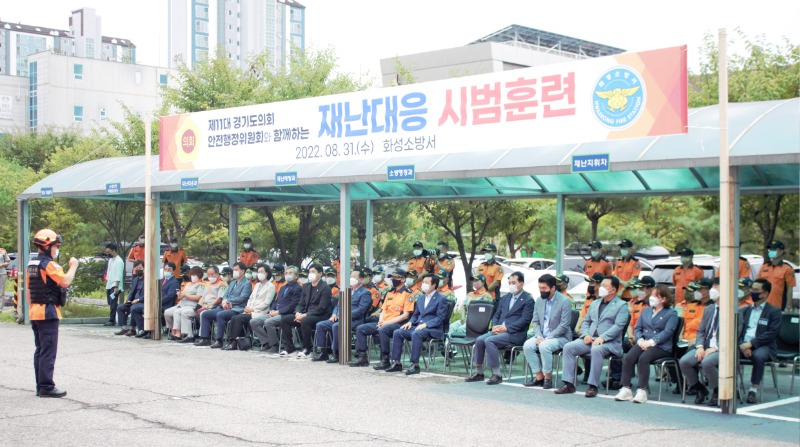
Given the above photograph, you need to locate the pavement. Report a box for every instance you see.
[0,323,798,447]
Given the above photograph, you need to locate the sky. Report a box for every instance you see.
[2,0,798,84]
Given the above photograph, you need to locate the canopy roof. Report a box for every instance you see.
[20,99,800,205]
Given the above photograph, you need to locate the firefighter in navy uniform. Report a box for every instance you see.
[27,229,79,398]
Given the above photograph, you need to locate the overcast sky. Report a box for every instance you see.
[3,0,798,83]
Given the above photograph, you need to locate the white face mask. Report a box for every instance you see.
[484,253,494,261]
[413,249,423,257]
[243,243,251,249]
[591,250,600,258]
[709,288,720,302]
[349,277,359,287]
[285,274,295,283]
[171,243,178,249]
[421,283,431,293]
[52,247,60,259]
[191,275,199,282]
[326,277,336,286]
[244,272,253,280]
[598,287,610,298]
[308,273,318,283]
[298,277,309,284]
[372,275,382,283]
[257,272,267,281]
[693,291,702,300]
[508,283,518,294]
[472,282,482,290]
[233,271,241,279]
[405,278,414,287]
[620,249,629,257]
[737,289,745,299]
[648,296,660,307]
[208,275,217,283]
[636,290,646,299]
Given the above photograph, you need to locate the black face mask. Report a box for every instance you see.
[392,279,402,288]
[540,290,552,299]
[587,285,596,295]
[136,270,144,277]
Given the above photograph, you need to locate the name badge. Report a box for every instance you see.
[758,318,768,325]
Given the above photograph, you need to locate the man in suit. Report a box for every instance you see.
[386,273,449,375]
[313,268,372,363]
[678,280,721,405]
[130,262,180,339]
[280,263,332,358]
[739,278,782,403]
[523,274,573,389]
[114,260,145,336]
[255,265,303,355]
[465,271,534,385]
[196,262,252,348]
[556,276,630,397]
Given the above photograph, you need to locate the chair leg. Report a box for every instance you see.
[771,363,781,399]
[791,360,798,395]
[605,358,611,395]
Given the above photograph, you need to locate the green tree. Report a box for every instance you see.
[0,128,81,172]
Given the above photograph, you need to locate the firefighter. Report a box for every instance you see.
[28,229,79,398]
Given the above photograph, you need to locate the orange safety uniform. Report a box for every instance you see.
[584,257,612,277]
[375,279,391,295]
[239,249,259,268]
[366,284,383,309]
[162,248,188,271]
[272,279,286,299]
[715,257,752,279]
[433,257,455,275]
[613,256,642,299]
[629,300,648,335]
[127,245,145,262]
[477,261,505,298]
[579,296,596,319]
[738,296,754,308]
[330,285,340,297]
[27,259,66,321]
[757,261,796,309]
[380,287,415,322]
[407,255,433,286]
[673,264,704,304]
[332,258,340,274]
[437,285,455,300]
[680,301,707,343]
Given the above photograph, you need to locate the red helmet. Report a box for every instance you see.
[33,229,62,248]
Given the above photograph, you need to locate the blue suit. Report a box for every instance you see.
[315,285,372,352]
[117,275,144,327]
[391,291,448,364]
[200,277,252,341]
[130,276,181,332]
[473,291,534,370]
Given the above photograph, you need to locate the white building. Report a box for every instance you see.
[380,24,625,86]
[168,0,305,69]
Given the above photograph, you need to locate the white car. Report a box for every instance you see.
[505,257,556,270]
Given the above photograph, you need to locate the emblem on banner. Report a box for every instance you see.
[175,117,201,162]
[592,66,646,129]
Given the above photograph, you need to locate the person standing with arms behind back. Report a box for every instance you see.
[103,243,124,327]
[28,229,79,398]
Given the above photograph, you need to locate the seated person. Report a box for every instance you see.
[435,270,456,301]
[280,263,332,358]
[349,269,414,368]
[114,260,145,336]
[165,266,206,341]
[130,262,180,339]
[738,279,781,404]
[324,267,341,297]
[386,274,449,375]
[184,266,229,344]
[313,268,372,363]
[364,266,390,323]
[738,277,754,308]
[406,269,422,294]
[523,274,573,390]
[574,272,603,384]
[449,274,493,338]
[465,271,534,385]
[196,263,252,348]
[614,285,679,404]
[681,280,712,348]
[225,264,275,350]
[297,268,310,286]
[255,266,303,355]
[556,276,629,397]
[272,265,286,298]
[678,278,722,405]
[555,274,572,300]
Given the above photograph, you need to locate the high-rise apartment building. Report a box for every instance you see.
[168,0,305,69]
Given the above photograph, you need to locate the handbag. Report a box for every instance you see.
[235,336,252,351]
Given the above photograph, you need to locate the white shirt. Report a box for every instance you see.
[744,302,765,343]
[105,255,125,290]
[423,291,435,309]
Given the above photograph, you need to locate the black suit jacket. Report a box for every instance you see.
[738,302,781,357]
[296,281,333,317]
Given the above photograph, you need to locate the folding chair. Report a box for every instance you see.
[420,299,456,371]
[448,300,495,376]
[651,317,684,401]
[776,313,800,394]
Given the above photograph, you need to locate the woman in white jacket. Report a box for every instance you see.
[225,264,276,350]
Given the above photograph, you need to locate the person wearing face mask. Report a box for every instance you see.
[28,228,80,398]
[130,262,180,339]
[297,268,310,285]
[103,243,125,327]
[161,237,188,272]
[245,264,259,288]
[127,235,145,263]
[574,272,605,385]
[584,241,612,278]
[166,266,206,341]
[350,269,415,368]
[364,266,391,323]
[225,264,275,350]
[555,274,572,300]
[523,274,574,390]
[386,274,449,375]
[405,269,422,294]
[280,263,332,358]
[256,266,303,355]
[737,278,782,403]
[358,267,383,319]
[272,265,286,298]
[465,272,534,385]
[114,260,145,336]
[625,278,648,345]
[435,270,456,301]
[195,264,251,348]
[313,269,372,363]
[477,244,505,301]
[672,248,704,305]
[679,280,711,347]
[449,274,493,338]
[407,241,434,291]
[324,267,341,297]
[239,237,259,268]
[433,241,455,287]
[738,277,754,308]
[556,276,630,398]
[614,285,678,404]
[679,275,724,405]
[613,239,641,300]
[715,255,752,281]
[756,240,796,311]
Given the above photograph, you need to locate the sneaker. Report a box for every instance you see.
[279,350,291,357]
[297,350,310,359]
[633,388,648,404]
[614,387,634,401]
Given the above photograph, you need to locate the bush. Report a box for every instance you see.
[70,260,106,298]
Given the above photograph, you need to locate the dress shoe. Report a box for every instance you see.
[39,387,67,398]
[606,380,622,391]
[209,341,223,349]
[707,388,719,406]
[486,374,503,385]
[177,336,195,344]
[542,379,554,390]
[221,343,237,351]
[258,345,272,352]
[385,363,404,373]
[524,378,544,387]
[167,334,177,341]
[373,356,391,370]
[585,385,599,398]
[195,339,212,347]
[114,328,128,336]
[312,352,330,362]
[746,390,757,404]
[405,365,421,375]
[694,384,708,404]
[103,321,115,327]
[464,373,485,383]
[348,352,369,367]
[326,355,339,364]
[135,331,149,338]
[125,329,136,337]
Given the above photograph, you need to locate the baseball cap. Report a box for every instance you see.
[617,239,634,248]
[413,241,424,248]
[768,240,785,250]
[272,264,285,273]
[590,241,603,248]
[698,277,714,289]
[556,274,570,284]
[406,269,419,278]
[639,276,656,288]
[324,267,337,276]
[391,268,407,278]
[481,243,498,252]
[221,267,233,275]
[470,273,487,283]
[587,273,605,283]
[738,277,754,288]
[685,281,701,291]
[627,278,642,289]
[436,270,450,282]
[373,266,385,274]
[679,248,694,257]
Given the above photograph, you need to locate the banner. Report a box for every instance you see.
[160,46,687,171]
[0,96,12,121]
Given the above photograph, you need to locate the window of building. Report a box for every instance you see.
[73,63,83,80]
[160,73,168,85]
[195,5,208,19]
[74,106,83,122]
[195,20,208,34]
[290,8,303,22]
[28,61,37,130]
[100,108,106,121]
[196,34,208,48]
[85,37,94,58]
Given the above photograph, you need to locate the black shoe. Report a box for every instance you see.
[39,387,67,398]
[385,363,404,373]
[554,382,576,394]
[348,352,369,367]
[36,389,40,396]
[524,378,544,387]
[694,384,708,405]
[707,388,719,406]
[125,329,136,337]
[103,321,115,327]
[373,355,390,371]
[114,328,128,336]
[746,390,757,404]
[672,385,682,395]
[543,379,553,390]
[465,373,485,383]
[209,341,223,349]
[405,365,421,375]
[326,355,339,364]
[312,352,330,362]
[195,339,211,347]
[167,334,177,341]
[177,336,195,344]
[577,366,584,376]
[258,345,272,352]
[486,374,503,385]
[606,380,622,391]
[585,385,598,398]
[221,343,237,351]
[134,331,149,338]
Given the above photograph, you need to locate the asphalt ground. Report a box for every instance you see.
[0,323,798,447]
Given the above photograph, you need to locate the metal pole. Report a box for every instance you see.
[144,114,158,333]
[229,204,238,266]
[17,199,30,324]
[338,183,352,365]
[718,28,736,415]
[151,193,162,340]
[555,195,565,275]
[365,200,374,268]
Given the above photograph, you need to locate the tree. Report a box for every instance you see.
[568,198,642,242]
[0,128,81,172]
[494,200,552,257]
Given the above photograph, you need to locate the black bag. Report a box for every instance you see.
[235,337,251,351]
[56,288,68,307]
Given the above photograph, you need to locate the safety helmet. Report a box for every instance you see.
[33,229,62,248]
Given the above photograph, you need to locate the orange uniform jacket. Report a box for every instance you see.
[162,249,188,270]
[434,258,455,275]
[127,245,145,262]
[380,288,415,321]
[681,301,707,343]
[477,261,505,297]
[613,257,642,299]
[757,261,796,309]
[629,300,648,334]
[584,258,612,277]
[673,265,704,304]
[27,260,66,321]
[273,279,286,300]
[407,256,433,286]
[239,250,259,268]
[715,257,752,280]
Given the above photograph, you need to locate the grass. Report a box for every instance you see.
[79,289,108,300]
[0,312,17,323]
[61,302,109,318]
